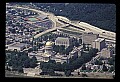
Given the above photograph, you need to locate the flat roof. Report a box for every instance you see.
[27,17,39,22]
[95,38,104,42]
[9,42,27,47]
[56,37,69,41]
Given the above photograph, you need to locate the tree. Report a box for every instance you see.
[28,48,33,52]
[30,56,37,68]
[48,69,55,76]
[48,60,56,64]
[81,64,86,70]
[109,66,114,72]
[95,60,103,65]
[40,68,48,75]
[65,45,73,55]
[59,45,65,54]
[65,70,71,77]
[53,45,59,53]
[108,57,115,65]
[102,65,108,71]
[89,48,98,57]
[17,66,23,73]
[81,73,88,77]
[23,58,30,68]
[54,62,62,71]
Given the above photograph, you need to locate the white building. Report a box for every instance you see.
[92,38,106,51]
[7,42,29,51]
[28,41,54,62]
[23,67,42,76]
[55,37,71,47]
[44,41,53,56]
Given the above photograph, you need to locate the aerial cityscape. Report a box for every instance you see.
[5,3,116,78]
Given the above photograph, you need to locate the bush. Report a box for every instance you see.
[65,70,71,77]
[81,73,88,77]
[17,66,23,73]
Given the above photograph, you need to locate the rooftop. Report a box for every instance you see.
[45,41,53,46]
[8,42,27,47]
[56,37,69,41]
[94,38,105,42]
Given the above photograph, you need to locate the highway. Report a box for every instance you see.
[57,16,116,41]
[34,24,69,39]
[7,5,116,43]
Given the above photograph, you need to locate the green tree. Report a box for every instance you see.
[108,57,115,65]
[81,64,86,70]
[48,60,56,64]
[95,60,103,65]
[65,70,71,77]
[81,73,88,77]
[17,66,23,73]
[102,65,108,71]
[23,58,30,68]
[109,66,114,72]
[48,69,55,76]
[28,48,33,52]
[30,56,37,68]
[40,67,48,75]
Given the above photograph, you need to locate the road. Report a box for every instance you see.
[57,16,116,41]
[7,5,70,39]
[7,5,116,43]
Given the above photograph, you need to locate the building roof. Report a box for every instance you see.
[56,37,69,41]
[45,41,53,46]
[83,33,99,36]
[8,42,27,48]
[94,38,105,42]
[44,53,51,57]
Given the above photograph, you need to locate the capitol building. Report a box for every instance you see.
[44,41,53,57]
[42,41,54,62]
[28,40,71,64]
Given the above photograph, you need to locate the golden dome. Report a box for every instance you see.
[45,41,52,46]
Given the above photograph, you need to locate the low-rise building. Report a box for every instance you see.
[55,37,72,47]
[100,48,113,58]
[7,42,29,51]
[82,32,99,45]
[51,55,69,64]
[23,67,42,76]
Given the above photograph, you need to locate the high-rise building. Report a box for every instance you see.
[92,38,106,51]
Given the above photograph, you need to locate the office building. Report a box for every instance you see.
[55,37,71,47]
[92,38,106,51]
[7,42,29,51]
[82,32,99,45]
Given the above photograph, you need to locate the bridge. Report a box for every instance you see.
[34,24,69,39]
